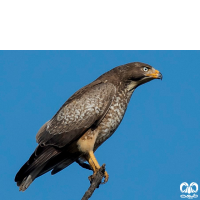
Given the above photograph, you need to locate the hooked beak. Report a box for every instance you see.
[146,70,163,80]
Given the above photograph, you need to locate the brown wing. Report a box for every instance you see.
[36,81,116,148]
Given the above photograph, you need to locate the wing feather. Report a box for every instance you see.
[36,81,116,147]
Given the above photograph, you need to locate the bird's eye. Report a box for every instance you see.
[143,67,149,72]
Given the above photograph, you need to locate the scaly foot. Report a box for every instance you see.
[102,171,109,184]
[88,169,109,184]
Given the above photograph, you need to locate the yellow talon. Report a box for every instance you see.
[86,151,109,184]
[102,171,109,184]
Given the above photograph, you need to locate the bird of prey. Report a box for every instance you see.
[15,62,162,191]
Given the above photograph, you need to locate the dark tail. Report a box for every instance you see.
[15,145,61,191]
[15,145,80,191]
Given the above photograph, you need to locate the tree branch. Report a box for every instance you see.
[81,164,106,200]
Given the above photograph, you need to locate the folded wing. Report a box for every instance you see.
[36,81,116,148]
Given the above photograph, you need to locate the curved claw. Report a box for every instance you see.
[88,170,109,185]
[88,174,95,184]
[102,171,109,184]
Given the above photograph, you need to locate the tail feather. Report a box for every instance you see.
[51,157,76,175]
[19,164,45,191]
[15,145,81,191]
[37,151,80,177]
[15,145,60,191]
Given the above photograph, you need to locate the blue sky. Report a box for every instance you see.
[0,51,200,200]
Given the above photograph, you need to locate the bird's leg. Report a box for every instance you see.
[87,151,109,184]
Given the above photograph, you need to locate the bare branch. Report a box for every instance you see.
[81,164,106,200]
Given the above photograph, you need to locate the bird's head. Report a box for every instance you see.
[120,62,162,91]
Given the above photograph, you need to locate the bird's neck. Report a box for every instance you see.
[126,80,138,92]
